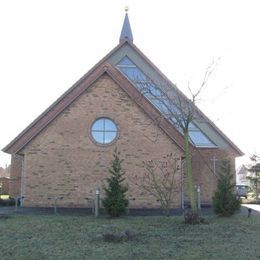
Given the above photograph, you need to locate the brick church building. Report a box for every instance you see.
[3,11,243,208]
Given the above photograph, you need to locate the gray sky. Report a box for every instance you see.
[0,0,259,168]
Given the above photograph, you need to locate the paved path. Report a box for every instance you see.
[0,205,259,216]
[241,204,260,216]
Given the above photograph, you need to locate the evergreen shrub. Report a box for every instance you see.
[212,160,240,216]
[103,148,128,217]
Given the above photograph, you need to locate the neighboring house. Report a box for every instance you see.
[2,12,243,208]
[236,165,250,186]
[247,163,260,198]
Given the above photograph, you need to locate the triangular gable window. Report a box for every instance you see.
[117,56,216,148]
[117,56,136,66]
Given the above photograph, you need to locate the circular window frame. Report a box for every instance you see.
[90,117,119,146]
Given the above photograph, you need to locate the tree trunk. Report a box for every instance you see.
[184,129,197,212]
[256,177,259,201]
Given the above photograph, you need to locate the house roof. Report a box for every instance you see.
[2,62,189,154]
[2,13,243,156]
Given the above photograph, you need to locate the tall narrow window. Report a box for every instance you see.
[117,56,216,148]
[210,157,218,176]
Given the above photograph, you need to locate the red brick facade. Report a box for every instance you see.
[19,75,184,207]
[7,72,239,208]
[9,155,22,198]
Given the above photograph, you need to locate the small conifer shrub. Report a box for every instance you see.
[212,160,240,216]
[103,148,128,217]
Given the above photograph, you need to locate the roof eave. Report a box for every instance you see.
[124,41,244,157]
[2,41,130,154]
[2,61,188,155]
[3,39,243,157]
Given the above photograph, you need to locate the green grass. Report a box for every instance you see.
[0,214,259,259]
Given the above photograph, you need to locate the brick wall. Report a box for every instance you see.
[14,74,237,208]
[189,148,237,204]
[9,155,22,198]
[21,75,183,208]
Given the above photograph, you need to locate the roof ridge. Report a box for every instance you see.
[3,40,243,156]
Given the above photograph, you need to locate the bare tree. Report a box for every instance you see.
[141,154,179,216]
[131,60,218,213]
[247,154,260,201]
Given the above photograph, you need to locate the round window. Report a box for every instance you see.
[91,118,117,144]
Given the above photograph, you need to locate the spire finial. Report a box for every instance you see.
[119,7,133,43]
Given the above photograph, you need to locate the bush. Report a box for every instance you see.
[141,154,179,216]
[184,210,207,224]
[212,160,240,216]
[103,148,129,217]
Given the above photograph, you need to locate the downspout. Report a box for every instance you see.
[16,154,24,206]
[20,156,24,206]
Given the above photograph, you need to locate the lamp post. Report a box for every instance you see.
[95,188,100,217]
[48,196,63,214]
[196,184,201,210]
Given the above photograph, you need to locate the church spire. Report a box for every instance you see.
[119,7,133,43]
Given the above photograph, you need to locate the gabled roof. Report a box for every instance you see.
[2,60,190,154]
[110,41,243,155]
[3,13,243,156]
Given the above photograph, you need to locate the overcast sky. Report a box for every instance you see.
[0,0,259,168]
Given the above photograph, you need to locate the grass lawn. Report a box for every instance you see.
[0,214,259,259]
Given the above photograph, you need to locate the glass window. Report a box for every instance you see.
[104,119,117,131]
[117,56,135,66]
[91,118,117,144]
[104,132,117,143]
[188,122,199,130]
[210,158,217,175]
[119,67,146,82]
[92,119,104,131]
[149,98,170,114]
[117,56,216,148]
[189,131,213,146]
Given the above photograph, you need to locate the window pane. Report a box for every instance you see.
[118,56,134,66]
[92,119,104,131]
[149,84,163,97]
[104,119,117,131]
[188,122,198,130]
[104,132,117,143]
[91,118,117,144]
[210,158,217,175]
[120,67,146,81]
[120,67,135,79]
[133,67,146,81]
[150,98,170,114]
[189,131,214,146]
[92,131,104,144]
[117,57,216,148]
